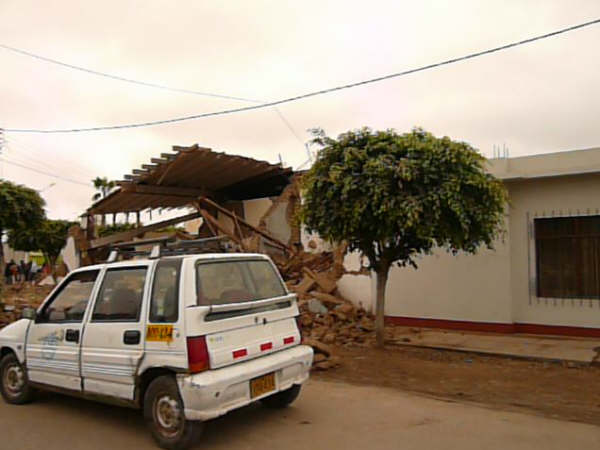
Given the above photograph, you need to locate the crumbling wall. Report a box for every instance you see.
[59,236,80,272]
[243,198,273,228]
[336,252,374,313]
[257,176,302,247]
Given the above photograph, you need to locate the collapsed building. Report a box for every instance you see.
[56,144,375,369]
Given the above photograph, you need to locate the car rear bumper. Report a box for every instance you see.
[178,344,313,421]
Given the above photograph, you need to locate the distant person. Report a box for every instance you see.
[20,260,28,282]
[9,260,18,284]
[4,261,12,285]
[29,260,39,283]
[26,261,33,282]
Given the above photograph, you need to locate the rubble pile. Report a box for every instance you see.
[0,284,52,328]
[281,249,375,371]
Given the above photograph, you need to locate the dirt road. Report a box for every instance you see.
[1,380,598,450]
[315,345,600,425]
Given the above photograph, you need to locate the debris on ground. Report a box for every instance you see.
[0,283,53,327]
[278,245,375,371]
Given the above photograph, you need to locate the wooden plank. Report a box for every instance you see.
[89,211,202,249]
[158,149,215,188]
[198,209,218,236]
[198,209,242,245]
[198,197,292,252]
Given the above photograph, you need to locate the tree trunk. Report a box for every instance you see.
[0,228,5,295]
[375,262,391,348]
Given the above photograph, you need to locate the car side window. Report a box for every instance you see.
[91,267,147,322]
[149,259,181,323]
[38,270,99,323]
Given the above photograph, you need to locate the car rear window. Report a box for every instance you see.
[196,259,286,306]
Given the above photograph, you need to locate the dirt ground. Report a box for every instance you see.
[313,343,600,425]
[3,285,599,426]
[3,380,599,450]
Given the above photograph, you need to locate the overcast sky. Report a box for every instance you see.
[1,0,600,220]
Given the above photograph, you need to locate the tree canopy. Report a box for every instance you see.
[0,179,46,236]
[9,219,74,270]
[300,128,508,346]
[0,180,46,276]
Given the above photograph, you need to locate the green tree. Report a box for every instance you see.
[300,128,508,347]
[97,222,137,237]
[0,180,46,279]
[9,219,74,274]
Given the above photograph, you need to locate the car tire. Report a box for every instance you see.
[261,384,301,409]
[143,375,203,450]
[0,353,34,405]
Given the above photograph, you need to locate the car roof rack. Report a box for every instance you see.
[106,235,235,262]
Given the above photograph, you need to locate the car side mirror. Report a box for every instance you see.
[22,307,37,321]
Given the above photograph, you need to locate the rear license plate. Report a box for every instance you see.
[250,372,276,398]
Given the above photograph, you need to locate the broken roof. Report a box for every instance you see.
[88,145,293,215]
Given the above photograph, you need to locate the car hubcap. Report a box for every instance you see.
[155,395,181,437]
[3,363,25,395]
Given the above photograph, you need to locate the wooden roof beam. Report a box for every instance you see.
[120,183,212,198]
[89,211,202,249]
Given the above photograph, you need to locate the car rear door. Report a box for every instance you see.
[143,258,188,371]
[80,263,150,400]
[188,257,301,369]
[26,269,100,391]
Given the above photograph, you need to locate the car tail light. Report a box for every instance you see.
[283,336,295,345]
[295,315,303,342]
[187,336,209,373]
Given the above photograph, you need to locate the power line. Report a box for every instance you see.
[4,137,97,179]
[0,43,263,103]
[0,157,92,186]
[0,43,310,148]
[3,17,600,134]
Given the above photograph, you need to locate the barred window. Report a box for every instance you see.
[535,216,600,299]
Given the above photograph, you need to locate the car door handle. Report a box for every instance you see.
[65,329,80,343]
[123,330,141,345]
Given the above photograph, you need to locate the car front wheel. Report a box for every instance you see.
[144,375,203,450]
[0,353,33,404]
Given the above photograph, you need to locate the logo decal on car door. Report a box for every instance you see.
[38,330,65,360]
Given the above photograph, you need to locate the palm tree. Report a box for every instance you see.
[92,177,116,227]
[92,177,116,201]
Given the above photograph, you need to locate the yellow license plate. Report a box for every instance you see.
[146,325,174,342]
[250,372,276,398]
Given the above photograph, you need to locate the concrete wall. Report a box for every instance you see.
[383,171,600,330]
[384,239,512,323]
[243,198,273,227]
[2,244,29,264]
[508,174,600,328]
[337,252,374,311]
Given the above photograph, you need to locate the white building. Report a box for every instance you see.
[338,147,600,337]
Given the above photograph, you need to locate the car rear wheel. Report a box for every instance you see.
[143,375,203,450]
[0,353,33,405]
[261,384,301,408]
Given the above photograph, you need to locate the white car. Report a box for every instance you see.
[0,253,313,449]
